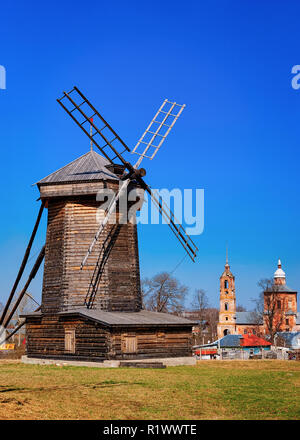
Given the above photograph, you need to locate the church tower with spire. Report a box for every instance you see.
[217,252,236,338]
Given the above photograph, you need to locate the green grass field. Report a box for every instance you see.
[0,360,299,420]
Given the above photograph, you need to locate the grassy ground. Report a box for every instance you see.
[0,360,298,420]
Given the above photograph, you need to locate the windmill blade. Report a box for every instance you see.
[57,86,133,170]
[131,99,185,163]
[140,181,198,262]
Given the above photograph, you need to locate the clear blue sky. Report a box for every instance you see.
[0,0,299,310]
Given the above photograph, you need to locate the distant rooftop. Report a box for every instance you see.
[235,311,261,325]
[265,284,297,293]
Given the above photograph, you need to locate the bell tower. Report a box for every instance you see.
[217,252,236,338]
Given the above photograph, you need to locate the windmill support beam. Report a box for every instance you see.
[1,246,45,333]
[2,306,41,344]
[0,202,44,327]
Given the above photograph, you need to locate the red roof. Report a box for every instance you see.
[240,334,271,347]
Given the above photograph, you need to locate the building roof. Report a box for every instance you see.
[22,308,197,327]
[195,333,270,349]
[219,334,243,347]
[265,284,297,293]
[240,334,271,347]
[235,311,260,325]
[37,150,119,186]
[199,335,242,348]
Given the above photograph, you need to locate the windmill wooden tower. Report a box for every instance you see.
[2,87,198,362]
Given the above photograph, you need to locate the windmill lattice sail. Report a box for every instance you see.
[57,87,198,267]
[131,99,185,161]
[57,86,131,166]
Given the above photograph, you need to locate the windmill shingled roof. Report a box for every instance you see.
[21,308,197,327]
[57,308,197,327]
[37,150,119,185]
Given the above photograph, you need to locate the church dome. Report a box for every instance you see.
[274,259,286,279]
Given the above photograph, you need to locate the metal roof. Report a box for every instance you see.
[195,334,243,349]
[265,284,297,293]
[57,308,197,327]
[37,150,119,186]
[235,311,261,325]
[219,334,242,347]
[195,334,270,349]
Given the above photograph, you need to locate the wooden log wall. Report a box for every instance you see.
[25,316,193,361]
[25,315,110,361]
[109,326,193,360]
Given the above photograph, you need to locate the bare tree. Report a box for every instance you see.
[252,278,283,343]
[236,304,246,312]
[192,289,209,319]
[204,307,219,342]
[191,289,209,344]
[142,272,188,314]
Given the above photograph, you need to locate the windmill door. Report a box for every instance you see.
[65,329,75,353]
[122,334,137,354]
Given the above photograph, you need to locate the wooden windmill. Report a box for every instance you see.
[2,87,198,362]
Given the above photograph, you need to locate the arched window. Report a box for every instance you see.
[224,280,228,289]
[224,329,230,336]
[224,303,228,311]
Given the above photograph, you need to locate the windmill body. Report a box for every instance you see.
[23,149,196,361]
[15,87,198,362]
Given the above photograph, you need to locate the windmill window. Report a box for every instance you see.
[65,329,75,354]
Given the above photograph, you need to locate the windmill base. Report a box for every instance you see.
[22,309,196,362]
[21,355,196,368]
